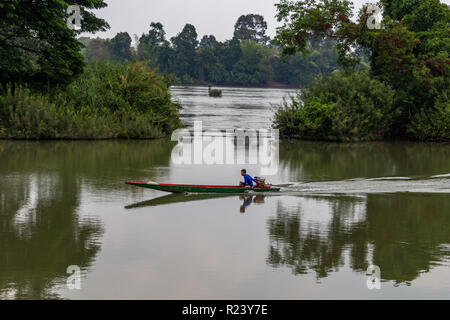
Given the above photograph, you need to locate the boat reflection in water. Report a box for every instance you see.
[239,195,265,213]
[125,193,231,209]
[126,193,267,213]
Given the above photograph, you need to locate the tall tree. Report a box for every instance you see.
[108,32,132,62]
[138,22,169,65]
[233,14,270,44]
[146,22,166,46]
[170,24,199,78]
[0,0,109,87]
[171,24,199,50]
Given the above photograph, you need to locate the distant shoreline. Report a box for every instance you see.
[174,82,301,90]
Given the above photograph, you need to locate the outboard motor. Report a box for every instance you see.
[254,177,266,188]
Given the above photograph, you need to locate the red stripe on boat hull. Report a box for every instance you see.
[125,182,272,189]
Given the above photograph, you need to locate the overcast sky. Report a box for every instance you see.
[84,0,450,42]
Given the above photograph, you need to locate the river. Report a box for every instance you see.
[0,86,449,299]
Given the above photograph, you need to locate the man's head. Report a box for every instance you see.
[241,169,246,176]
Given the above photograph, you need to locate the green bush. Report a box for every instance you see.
[0,62,182,140]
[274,71,400,141]
[62,62,182,134]
[407,91,450,141]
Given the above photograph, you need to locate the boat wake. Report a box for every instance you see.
[274,174,450,195]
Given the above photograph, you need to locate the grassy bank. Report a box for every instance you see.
[0,62,182,140]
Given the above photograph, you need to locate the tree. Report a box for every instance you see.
[170,24,199,78]
[219,38,242,71]
[0,0,109,87]
[274,0,449,140]
[381,0,450,55]
[156,42,176,74]
[233,14,270,44]
[171,24,199,50]
[207,63,228,84]
[85,38,112,62]
[274,0,355,64]
[146,22,166,46]
[137,22,172,69]
[107,32,132,62]
[198,46,218,81]
[199,35,218,48]
[138,22,166,60]
[239,40,275,84]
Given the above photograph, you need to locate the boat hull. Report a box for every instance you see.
[125,182,280,194]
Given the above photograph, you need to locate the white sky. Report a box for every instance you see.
[83,0,450,41]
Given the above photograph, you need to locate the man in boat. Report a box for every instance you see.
[240,169,257,188]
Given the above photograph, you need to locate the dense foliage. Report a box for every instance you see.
[274,71,398,141]
[82,14,341,87]
[1,1,182,140]
[0,0,109,88]
[273,0,450,141]
[0,62,181,139]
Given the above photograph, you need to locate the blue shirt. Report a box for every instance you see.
[241,174,257,188]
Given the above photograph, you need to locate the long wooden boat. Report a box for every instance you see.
[125,181,280,194]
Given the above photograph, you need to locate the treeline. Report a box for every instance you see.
[81,14,341,87]
[274,0,449,142]
[0,1,181,140]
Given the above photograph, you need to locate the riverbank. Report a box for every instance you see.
[3,83,448,142]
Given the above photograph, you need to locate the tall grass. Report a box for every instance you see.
[0,62,182,140]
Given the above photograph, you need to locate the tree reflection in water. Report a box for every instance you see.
[0,140,173,299]
[279,141,450,181]
[266,194,450,285]
[0,170,103,299]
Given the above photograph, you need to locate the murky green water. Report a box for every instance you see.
[1,87,449,299]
